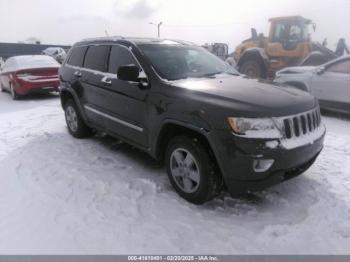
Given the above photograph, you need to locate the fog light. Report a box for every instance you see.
[253,159,274,173]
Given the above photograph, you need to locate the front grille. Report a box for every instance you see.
[282,108,321,139]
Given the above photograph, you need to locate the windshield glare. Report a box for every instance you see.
[138,44,238,80]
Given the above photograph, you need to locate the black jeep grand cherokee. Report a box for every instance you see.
[59,37,325,204]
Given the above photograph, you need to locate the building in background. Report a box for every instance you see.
[0,42,71,60]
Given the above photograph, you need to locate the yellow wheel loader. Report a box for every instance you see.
[233,16,338,79]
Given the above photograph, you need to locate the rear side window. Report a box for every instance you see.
[327,60,350,74]
[84,45,110,72]
[67,46,87,67]
[108,45,139,74]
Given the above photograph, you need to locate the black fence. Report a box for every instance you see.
[0,42,71,59]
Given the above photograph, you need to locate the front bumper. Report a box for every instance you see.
[209,125,325,196]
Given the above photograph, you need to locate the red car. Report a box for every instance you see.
[0,55,60,100]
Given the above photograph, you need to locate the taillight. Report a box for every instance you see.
[16,73,33,80]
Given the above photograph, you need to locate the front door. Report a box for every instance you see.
[97,44,149,148]
[311,59,350,112]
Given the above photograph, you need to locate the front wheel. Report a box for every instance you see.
[165,136,222,205]
[64,99,92,138]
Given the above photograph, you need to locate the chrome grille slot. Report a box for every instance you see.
[301,115,307,134]
[312,111,317,129]
[307,113,313,132]
[282,108,321,140]
[284,119,292,138]
[293,117,300,137]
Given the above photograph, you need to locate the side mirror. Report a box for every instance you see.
[117,65,140,82]
[316,66,325,75]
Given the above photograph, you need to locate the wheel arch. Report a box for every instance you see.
[154,121,220,166]
[154,120,225,186]
[59,87,89,122]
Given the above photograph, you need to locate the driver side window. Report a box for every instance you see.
[108,45,140,75]
[327,60,350,74]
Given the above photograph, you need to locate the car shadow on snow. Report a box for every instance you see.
[0,90,59,101]
[18,92,59,101]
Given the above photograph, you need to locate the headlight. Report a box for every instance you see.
[227,117,282,139]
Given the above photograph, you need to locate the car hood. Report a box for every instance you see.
[170,74,317,117]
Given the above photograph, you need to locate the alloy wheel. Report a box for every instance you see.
[170,148,201,193]
[65,105,78,133]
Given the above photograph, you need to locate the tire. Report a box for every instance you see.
[165,136,222,205]
[239,60,265,79]
[10,83,20,100]
[0,82,4,92]
[64,99,92,138]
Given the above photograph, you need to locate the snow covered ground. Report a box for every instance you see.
[0,91,349,255]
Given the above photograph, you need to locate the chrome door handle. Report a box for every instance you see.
[101,77,112,86]
[74,71,82,77]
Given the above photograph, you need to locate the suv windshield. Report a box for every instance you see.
[138,44,238,80]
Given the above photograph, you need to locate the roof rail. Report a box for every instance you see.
[82,36,124,42]
[169,39,196,46]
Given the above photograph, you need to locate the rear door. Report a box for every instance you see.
[79,45,111,128]
[310,59,350,112]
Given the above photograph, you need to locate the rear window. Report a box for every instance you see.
[327,59,350,74]
[84,45,110,72]
[2,58,17,72]
[2,56,58,71]
[67,46,88,67]
[16,56,59,68]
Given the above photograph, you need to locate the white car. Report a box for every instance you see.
[42,47,67,63]
[275,55,350,115]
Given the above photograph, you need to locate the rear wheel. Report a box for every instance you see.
[239,60,265,79]
[0,82,4,92]
[165,136,222,205]
[64,99,92,138]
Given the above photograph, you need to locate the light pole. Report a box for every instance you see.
[149,22,163,38]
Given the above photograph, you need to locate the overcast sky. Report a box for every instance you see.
[0,0,349,51]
